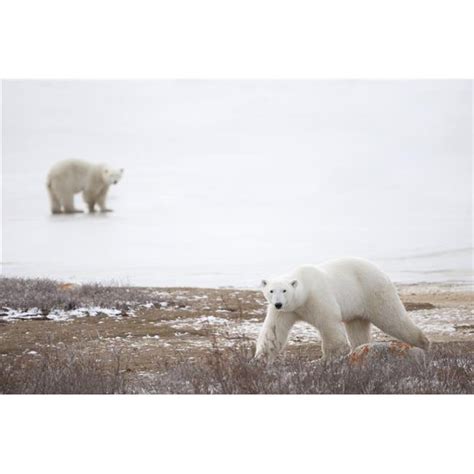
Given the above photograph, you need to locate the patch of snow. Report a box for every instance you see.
[410,307,473,334]
[197,315,229,325]
[1,307,43,320]
[0,306,124,322]
[47,307,122,321]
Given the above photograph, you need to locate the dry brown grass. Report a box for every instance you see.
[139,341,474,394]
[0,343,130,394]
[0,276,159,313]
[1,340,472,394]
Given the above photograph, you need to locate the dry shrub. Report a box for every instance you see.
[1,339,472,394]
[0,277,157,314]
[143,343,474,394]
[0,345,130,394]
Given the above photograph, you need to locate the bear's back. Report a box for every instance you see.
[47,159,95,192]
[303,258,391,317]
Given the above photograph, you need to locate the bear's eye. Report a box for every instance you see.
[283,289,287,293]
[270,290,273,294]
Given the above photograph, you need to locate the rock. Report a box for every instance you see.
[58,283,79,291]
[404,302,435,311]
[348,341,426,365]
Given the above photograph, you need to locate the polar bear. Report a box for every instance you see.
[255,258,430,361]
[46,159,123,214]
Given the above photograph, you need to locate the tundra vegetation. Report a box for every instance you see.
[0,277,472,394]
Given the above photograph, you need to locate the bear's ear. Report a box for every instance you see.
[120,168,124,173]
[290,279,298,288]
[261,279,268,288]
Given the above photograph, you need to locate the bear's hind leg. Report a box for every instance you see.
[63,192,83,214]
[344,318,371,350]
[48,185,62,214]
[368,290,430,350]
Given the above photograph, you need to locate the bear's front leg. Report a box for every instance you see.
[82,190,97,213]
[97,188,113,212]
[255,307,298,363]
[319,321,351,359]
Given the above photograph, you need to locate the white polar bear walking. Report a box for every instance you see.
[256,258,430,361]
[47,159,123,214]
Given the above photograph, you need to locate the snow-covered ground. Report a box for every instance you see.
[1,80,472,287]
[2,284,472,345]
[0,306,124,321]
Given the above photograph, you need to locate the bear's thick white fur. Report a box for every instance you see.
[47,159,123,214]
[256,258,430,361]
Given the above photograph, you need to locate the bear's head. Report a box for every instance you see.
[261,278,300,312]
[102,167,124,185]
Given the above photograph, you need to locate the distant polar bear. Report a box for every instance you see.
[47,159,123,214]
[256,258,430,361]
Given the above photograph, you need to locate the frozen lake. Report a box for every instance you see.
[1,81,472,287]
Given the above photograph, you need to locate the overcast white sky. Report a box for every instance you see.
[3,80,471,165]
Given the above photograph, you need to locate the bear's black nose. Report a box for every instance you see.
[275,303,282,309]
